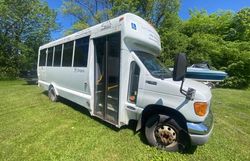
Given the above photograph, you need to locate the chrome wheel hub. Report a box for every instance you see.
[155,125,177,146]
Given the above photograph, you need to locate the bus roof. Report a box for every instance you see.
[40,13,161,55]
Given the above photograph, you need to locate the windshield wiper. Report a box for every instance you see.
[152,70,167,79]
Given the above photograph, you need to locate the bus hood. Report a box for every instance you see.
[144,77,212,102]
[179,79,212,101]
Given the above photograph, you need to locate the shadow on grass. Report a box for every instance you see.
[184,145,197,154]
[40,91,197,154]
[20,78,38,85]
[41,91,137,133]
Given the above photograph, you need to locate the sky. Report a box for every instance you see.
[45,0,250,40]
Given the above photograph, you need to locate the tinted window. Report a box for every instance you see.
[62,41,74,66]
[54,44,62,66]
[128,62,140,103]
[74,36,89,67]
[47,47,53,66]
[39,49,46,66]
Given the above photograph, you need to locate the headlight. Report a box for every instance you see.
[194,102,208,116]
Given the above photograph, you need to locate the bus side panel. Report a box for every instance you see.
[38,66,49,91]
[45,67,91,109]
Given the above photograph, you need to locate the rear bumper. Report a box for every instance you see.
[187,110,213,145]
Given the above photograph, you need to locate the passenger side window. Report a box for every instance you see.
[47,47,53,66]
[39,49,46,66]
[74,36,89,67]
[53,44,62,67]
[62,41,74,67]
[128,61,140,103]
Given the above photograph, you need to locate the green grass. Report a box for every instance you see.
[0,80,249,161]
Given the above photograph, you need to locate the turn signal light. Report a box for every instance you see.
[194,102,207,116]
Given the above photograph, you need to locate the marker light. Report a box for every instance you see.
[194,102,207,116]
[119,17,124,22]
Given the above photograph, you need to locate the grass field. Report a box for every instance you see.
[0,80,249,161]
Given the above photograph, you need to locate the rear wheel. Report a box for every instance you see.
[145,114,184,152]
[48,86,58,102]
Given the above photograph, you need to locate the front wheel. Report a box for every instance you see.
[145,114,184,152]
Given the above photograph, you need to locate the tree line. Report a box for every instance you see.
[0,0,249,88]
[0,0,57,79]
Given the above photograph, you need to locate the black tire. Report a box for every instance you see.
[145,114,183,152]
[48,86,58,102]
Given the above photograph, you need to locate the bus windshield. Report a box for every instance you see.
[135,51,172,79]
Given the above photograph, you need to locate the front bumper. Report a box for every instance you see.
[186,110,213,145]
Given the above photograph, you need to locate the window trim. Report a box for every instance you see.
[39,48,47,67]
[60,44,64,67]
[52,46,55,67]
[72,40,76,67]
[45,49,48,66]
[60,44,63,67]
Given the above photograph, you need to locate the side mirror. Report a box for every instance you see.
[173,53,187,81]
[172,53,195,100]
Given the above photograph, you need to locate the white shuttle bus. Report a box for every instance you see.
[38,13,213,152]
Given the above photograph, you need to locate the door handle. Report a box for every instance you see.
[146,80,157,85]
[84,82,88,90]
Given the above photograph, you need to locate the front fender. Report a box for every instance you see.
[136,114,142,131]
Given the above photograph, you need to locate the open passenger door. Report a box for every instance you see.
[93,32,121,125]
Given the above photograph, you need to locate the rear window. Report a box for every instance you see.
[39,49,46,66]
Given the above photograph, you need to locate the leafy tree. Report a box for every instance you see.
[0,0,57,79]
[61,0,180,34]
[181,10,234,37]
[160,30,189,66]
[61,0,113,34]
[226,8,250,41]
[112,0,180,28]
[179,9,250,88]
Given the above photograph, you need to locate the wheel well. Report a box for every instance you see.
[48,84,58,96]
[48,84,53,90]
[141,105,188,132]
